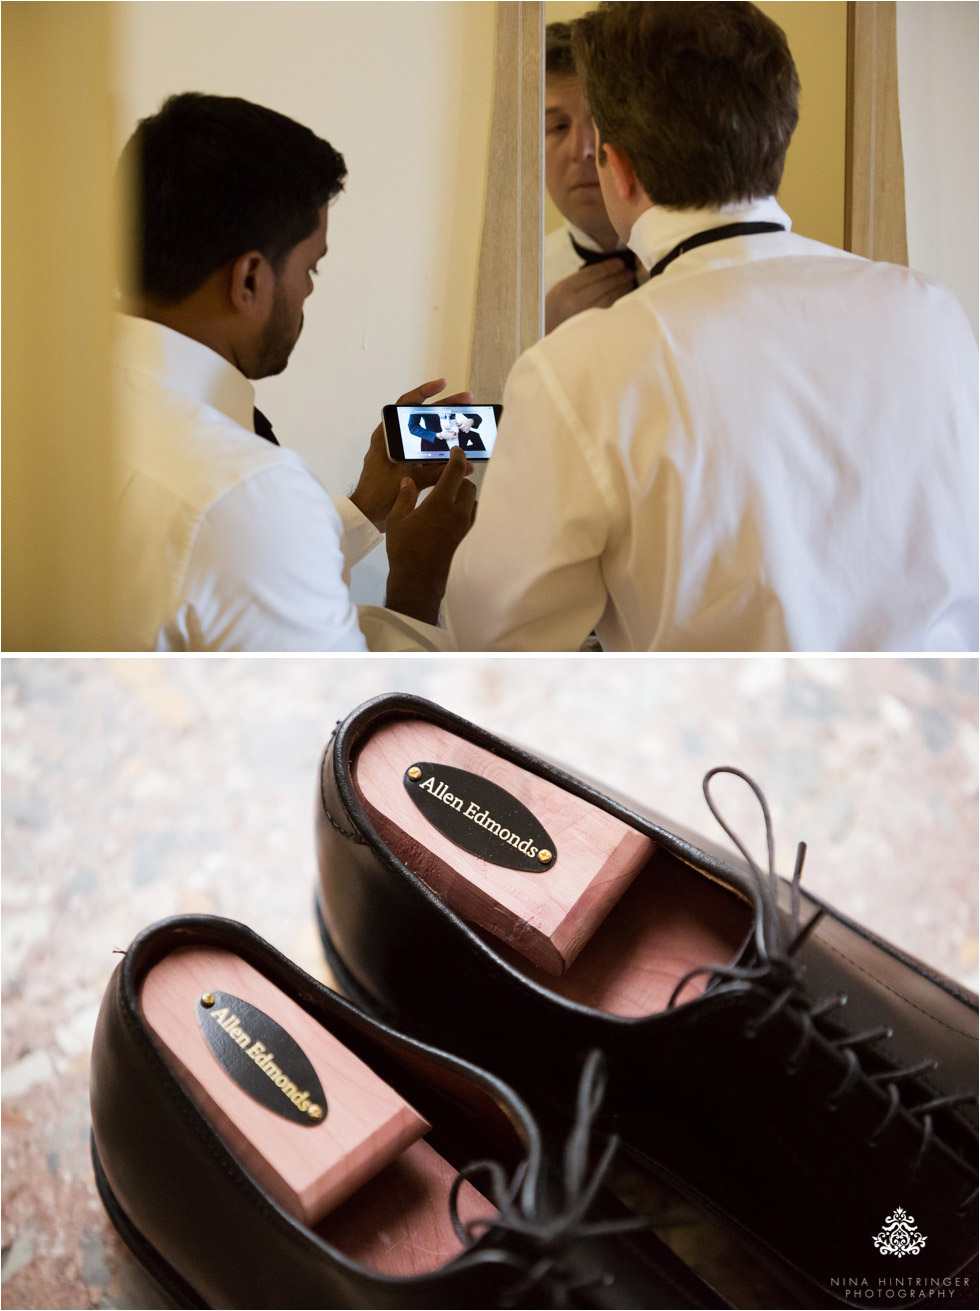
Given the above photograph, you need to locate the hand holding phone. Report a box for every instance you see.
[351,379,474,529]
[385,447,478,625]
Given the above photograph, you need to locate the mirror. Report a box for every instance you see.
[539,1,849,337]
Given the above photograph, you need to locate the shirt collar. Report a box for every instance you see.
[628,196,792,271]
[117,314,257,433]
[566,220,629,256]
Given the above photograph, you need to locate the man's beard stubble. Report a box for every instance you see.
[254,281,302,379]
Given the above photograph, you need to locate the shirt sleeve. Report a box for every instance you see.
[356,606,452,651]
[333,495,383,579]
[444,348,614,651]
[183,465,368,651]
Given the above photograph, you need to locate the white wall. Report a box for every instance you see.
[896,1,979,339]
[116,1,496,603]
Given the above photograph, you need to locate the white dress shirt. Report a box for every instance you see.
[446,198,979,653]
[114,316,446,651]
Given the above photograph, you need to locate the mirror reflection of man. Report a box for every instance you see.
[114,93,476,651]
[407,412,487,454]
[543,21,637,333]
[447,2,978,653]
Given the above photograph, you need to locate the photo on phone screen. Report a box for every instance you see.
[383,404,501,462]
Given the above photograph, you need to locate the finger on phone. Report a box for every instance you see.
[396,378,447,406]
[438,390,474,408]
[431,446,469,500]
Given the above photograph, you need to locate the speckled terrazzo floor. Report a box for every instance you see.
[2,655,977,1309]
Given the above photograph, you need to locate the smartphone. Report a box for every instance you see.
[382,403,503,463]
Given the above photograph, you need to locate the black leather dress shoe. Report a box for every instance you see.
[90,914,729,1309]
[315,694,979,1310]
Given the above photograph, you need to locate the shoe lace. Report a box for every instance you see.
[448,1049,649,1308]
[666,766,977,1212]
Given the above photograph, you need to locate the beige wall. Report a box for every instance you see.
[896,1,979,339]
[544,1,847,248]
[2,3,119,650]
[116,1,496,605]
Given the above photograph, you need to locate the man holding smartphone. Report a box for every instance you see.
[114,92,475,651]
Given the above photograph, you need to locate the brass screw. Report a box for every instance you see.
[201,993,215,1008]
[538,850,553,865]
[407,766,422,781]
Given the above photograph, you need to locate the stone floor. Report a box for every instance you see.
[2,655,977,1309]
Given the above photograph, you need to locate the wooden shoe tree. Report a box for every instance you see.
[354,719,656,976]
[353,718,752,1018]
[485,849,753,1017]
[141,947,490,1276]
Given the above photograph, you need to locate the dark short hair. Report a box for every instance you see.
[572,2,799,209]
[546,21,576,79]
[119,92,347,305]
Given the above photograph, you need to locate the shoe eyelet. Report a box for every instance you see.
[783,1063,799,1077]
[825,1101,839,1113]
[743,1024,759,1041]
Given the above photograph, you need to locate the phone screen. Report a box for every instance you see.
[385,405,500,462]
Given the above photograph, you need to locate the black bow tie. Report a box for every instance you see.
[569,235,638,274]
[648,220,786,278]
[253,407,280,446]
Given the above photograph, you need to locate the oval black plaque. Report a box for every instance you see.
[195,991,327,1127]
[404,762,557,873]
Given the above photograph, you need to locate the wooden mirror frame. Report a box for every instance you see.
[844,0,908,264]
[467,1,543,401]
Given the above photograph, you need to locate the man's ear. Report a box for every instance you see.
[594,119,639,204]
[229,251,273,316]
[600,139,640,205]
